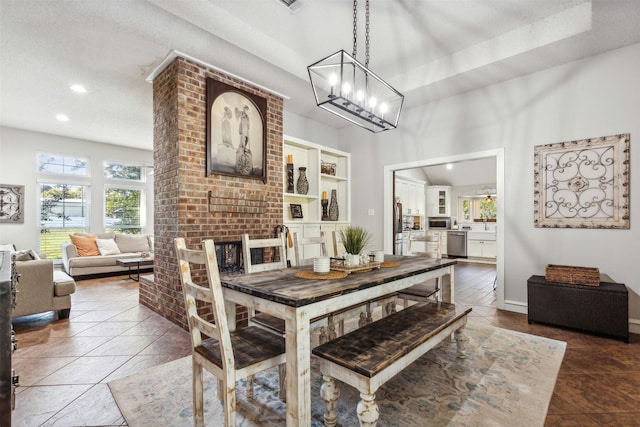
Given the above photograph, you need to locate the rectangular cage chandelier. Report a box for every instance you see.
[307,0,404,133]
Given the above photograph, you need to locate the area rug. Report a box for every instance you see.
[108,322,566,426]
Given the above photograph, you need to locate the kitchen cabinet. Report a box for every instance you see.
[467,231,496,259]
[283,135,350,225]
[395,178,425,215]
[426,186,451,217]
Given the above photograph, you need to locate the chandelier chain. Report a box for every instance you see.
[352,0,358,58]
[365,0,370,68]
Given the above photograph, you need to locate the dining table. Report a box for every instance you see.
[220,254,457,426]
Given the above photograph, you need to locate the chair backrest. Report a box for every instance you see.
[241,233,287,273]
[410,232,441,259]
[332,230,345,257]
[174,238,234,367]
[293,231,328,266]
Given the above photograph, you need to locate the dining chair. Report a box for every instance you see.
[175,238,286,427]
[245,232,379,344]
[397,232,441,308]
[292,231,327,266]
[331,229,345,257]
[241,233,294,338]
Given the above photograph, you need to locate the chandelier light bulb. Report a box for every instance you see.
[356,90,364,102]
[342,82,351,95]
[369,97,377,108]
[379,103,388,114]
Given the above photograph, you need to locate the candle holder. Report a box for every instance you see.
[321,199,329,221]
[286,163,294,193]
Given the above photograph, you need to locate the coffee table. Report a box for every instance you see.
[116,257,154,281]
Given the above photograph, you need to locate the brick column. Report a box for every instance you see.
[140,57,284,328]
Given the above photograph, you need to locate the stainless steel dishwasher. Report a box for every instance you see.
[447,231,467,258]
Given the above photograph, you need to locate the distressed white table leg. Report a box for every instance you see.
[440,265,455,304]
[246,374,254,398]
[319,326,328,344]
[320,375,340,427]
[224,300,237,332]
[278,365,286,402]
[358,312,367,328]
[455,326,468,359]
[285,307,311,426]
[327,316,337,341]
[357,392,380,427]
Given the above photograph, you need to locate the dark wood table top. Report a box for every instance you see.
[115,257,154,266]
[221,255,456,308]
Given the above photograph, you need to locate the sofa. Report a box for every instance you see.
[0,245,77,319]
[62,232,154,278]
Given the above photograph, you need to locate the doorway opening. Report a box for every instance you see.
[383,148,505,309]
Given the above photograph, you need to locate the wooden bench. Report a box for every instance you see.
[312,301,472,426]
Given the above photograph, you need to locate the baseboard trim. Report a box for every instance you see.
[503,300,527,314]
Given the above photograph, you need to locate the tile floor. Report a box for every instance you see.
[11,275,190,427]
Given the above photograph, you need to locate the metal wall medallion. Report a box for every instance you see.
[533,133,630,229]
[0,185,24,224]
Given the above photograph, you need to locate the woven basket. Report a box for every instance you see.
[545,264,600,286]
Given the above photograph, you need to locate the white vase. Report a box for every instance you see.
[348,253,360,266]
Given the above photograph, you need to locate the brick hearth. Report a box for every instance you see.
[139,56,284,329]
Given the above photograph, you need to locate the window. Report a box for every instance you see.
[39,184,89,258]
[37,153,91,259]
[104,162,143,181]
[103,161,148,234]
[457,196,497,222]
[38,153,89,176]
[104,187,142,234]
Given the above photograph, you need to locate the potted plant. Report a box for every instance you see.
[338,226,371,265]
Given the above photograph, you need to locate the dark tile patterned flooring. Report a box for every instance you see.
[10,263,640,426]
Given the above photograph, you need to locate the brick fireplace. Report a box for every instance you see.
[139,56,284,329]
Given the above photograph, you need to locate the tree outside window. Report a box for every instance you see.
[104,188,142,234]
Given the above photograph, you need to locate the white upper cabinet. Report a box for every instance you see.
[395,177,425,215]
[426,186,451,217]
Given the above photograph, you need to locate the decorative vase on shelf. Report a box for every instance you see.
[296,167,309,195]
[328,189,339,221]
[286,163,294,193]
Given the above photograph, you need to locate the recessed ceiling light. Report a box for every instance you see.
[56,114,70,122]
[70,84,86,93]
[446,163,453,170]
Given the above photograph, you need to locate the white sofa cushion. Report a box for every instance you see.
[96,238,121,256]
[115,234,150,253]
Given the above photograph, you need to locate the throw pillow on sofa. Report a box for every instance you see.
[96,238,121,256]
[14,249,40,261]
[69,234,100,256]
[115,233,150,253]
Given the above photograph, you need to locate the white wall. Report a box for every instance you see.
[341,42,640,326]
[283,110,340,149]
[0,127,154,251]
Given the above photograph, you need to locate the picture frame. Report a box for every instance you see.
[533,133,630,229]
[0,184,25,224]
[206,78,267,182]
[289,203,303,219]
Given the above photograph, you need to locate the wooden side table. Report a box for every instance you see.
[116,257,154,282]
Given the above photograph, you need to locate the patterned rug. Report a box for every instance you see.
[108,322,565,426]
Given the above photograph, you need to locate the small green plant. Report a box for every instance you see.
[339,226,372,255]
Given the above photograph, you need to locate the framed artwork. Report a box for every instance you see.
[0,184,25,224]
[534,133,630,229]
[206,78,267,182]
[289,204,303,219]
